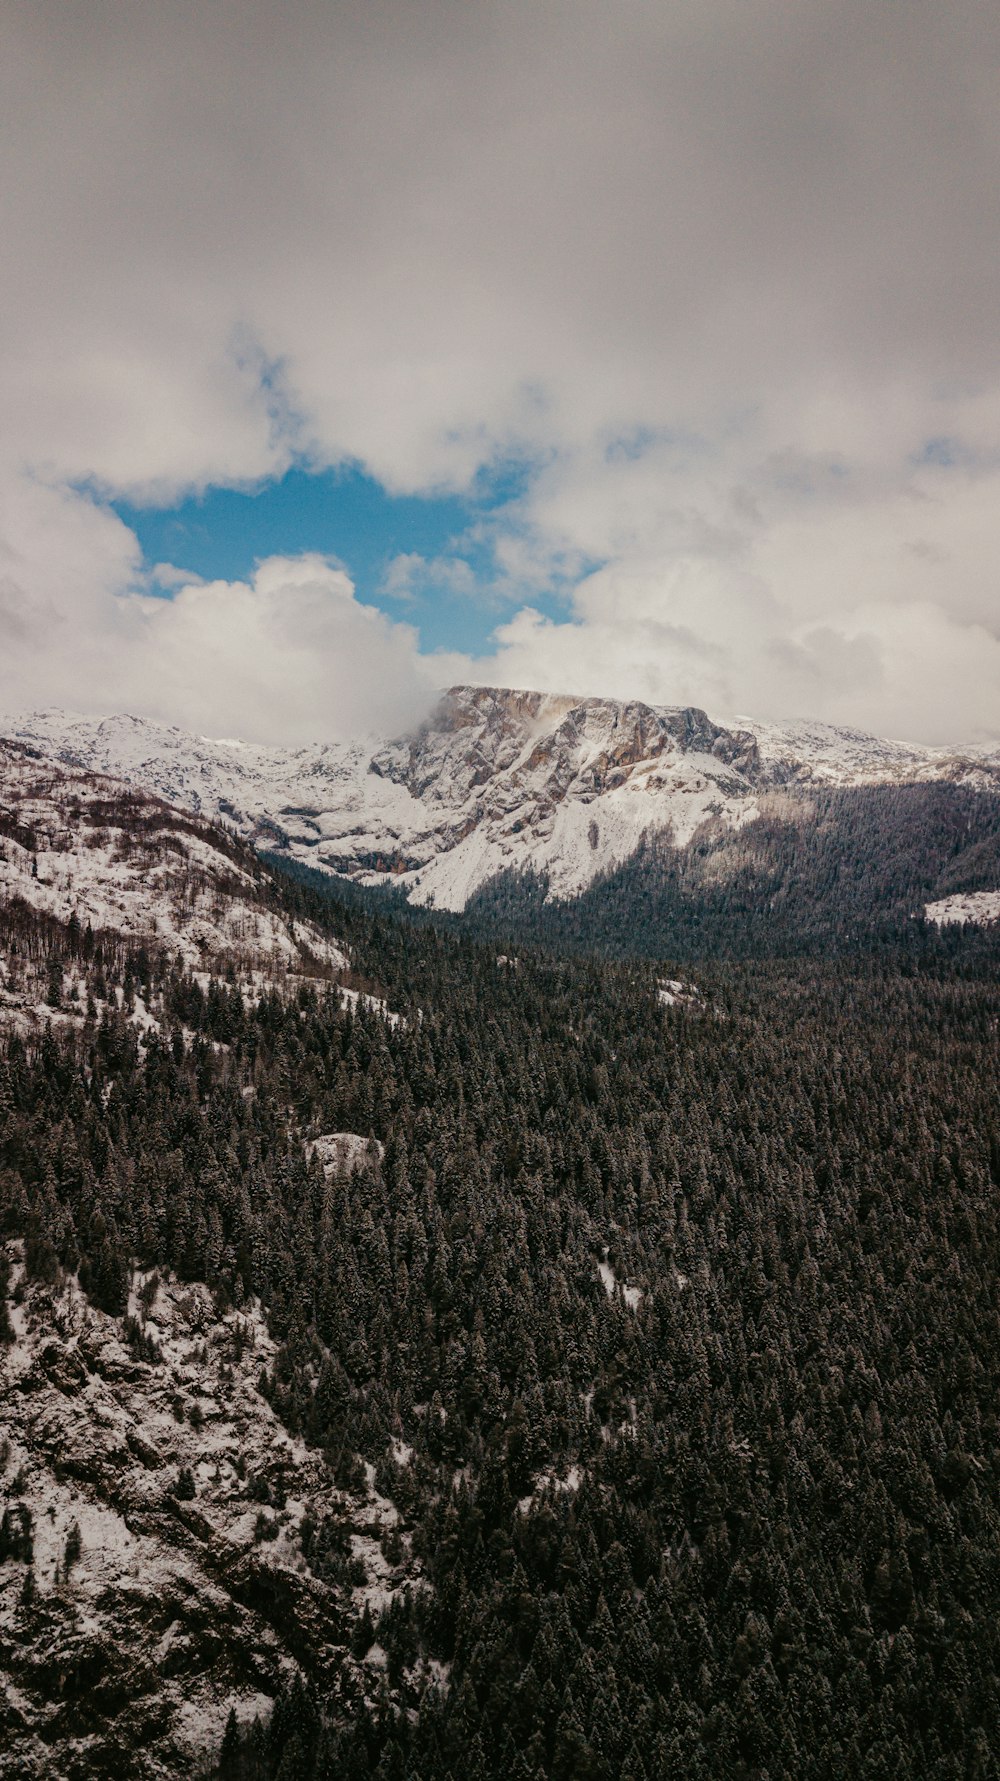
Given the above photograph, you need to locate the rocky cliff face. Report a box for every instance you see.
[372,686,762,800]
[1,1252,420,1779]
[359,686,770,904]
[5,687,1000,913]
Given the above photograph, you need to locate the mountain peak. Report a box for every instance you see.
[4,688,1000,913]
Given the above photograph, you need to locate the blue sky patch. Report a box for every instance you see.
[111,462,578,656]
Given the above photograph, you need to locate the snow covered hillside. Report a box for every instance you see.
[5,687,1000,914]
[0,739,346,1034]
[0,750,411,1775]
[739,716,1000,788]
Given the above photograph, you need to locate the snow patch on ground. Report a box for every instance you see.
[337,985,402,1027]
[924,890,1000,927]
[597,1253,643,1310]
[518,1464,584,1515]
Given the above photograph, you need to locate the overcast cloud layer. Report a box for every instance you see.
[3,0,1000,742]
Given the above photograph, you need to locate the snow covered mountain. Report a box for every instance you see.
[5,687,1000,914]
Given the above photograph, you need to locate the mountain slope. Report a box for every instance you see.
[5,687,1000,915]
[2,1256,416,1779]
[465,780,1000,959]
[0,739,346,1035]
[0,747,416,1776]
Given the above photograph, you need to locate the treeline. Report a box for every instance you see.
[463,782,1000,961]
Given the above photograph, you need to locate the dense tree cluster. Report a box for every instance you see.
[2,862,1000,1777]
[463,782,1000,960]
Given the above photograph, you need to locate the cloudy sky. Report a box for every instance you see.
[3,0,1000,744]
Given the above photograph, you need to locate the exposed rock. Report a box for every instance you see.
[924,889,1000,927]
[5,686,1000,913]
[305,1133,385,1177]
[0,1255,418,1779]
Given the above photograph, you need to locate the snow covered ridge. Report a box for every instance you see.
[0,1254,420,1779]
[737,715,1000,787]
[0,741,350,1033]
[5,687,1000,915]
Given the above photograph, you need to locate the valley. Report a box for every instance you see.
[0,692,998,1778]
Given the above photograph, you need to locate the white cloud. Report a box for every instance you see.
[127,555,435,743]
[0,474,433,743]
[3,1,1000,740]
[149,563,206,591]
[382,553,478,601]
[460,436,1000,742]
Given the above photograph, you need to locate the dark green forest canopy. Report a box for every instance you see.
[2,859,1000,1779]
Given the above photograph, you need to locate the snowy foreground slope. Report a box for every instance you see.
[0,749,415,1774]
[7,686,1000,914]
[1,1251,421,1779]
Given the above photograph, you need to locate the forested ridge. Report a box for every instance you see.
[3,857,1000,1778]
[462,782,1000,959]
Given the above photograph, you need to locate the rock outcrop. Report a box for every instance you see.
[0,1255,417,1778]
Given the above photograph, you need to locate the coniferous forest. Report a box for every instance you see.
[3,857,1000,1778]
[9,1,1000,1775]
